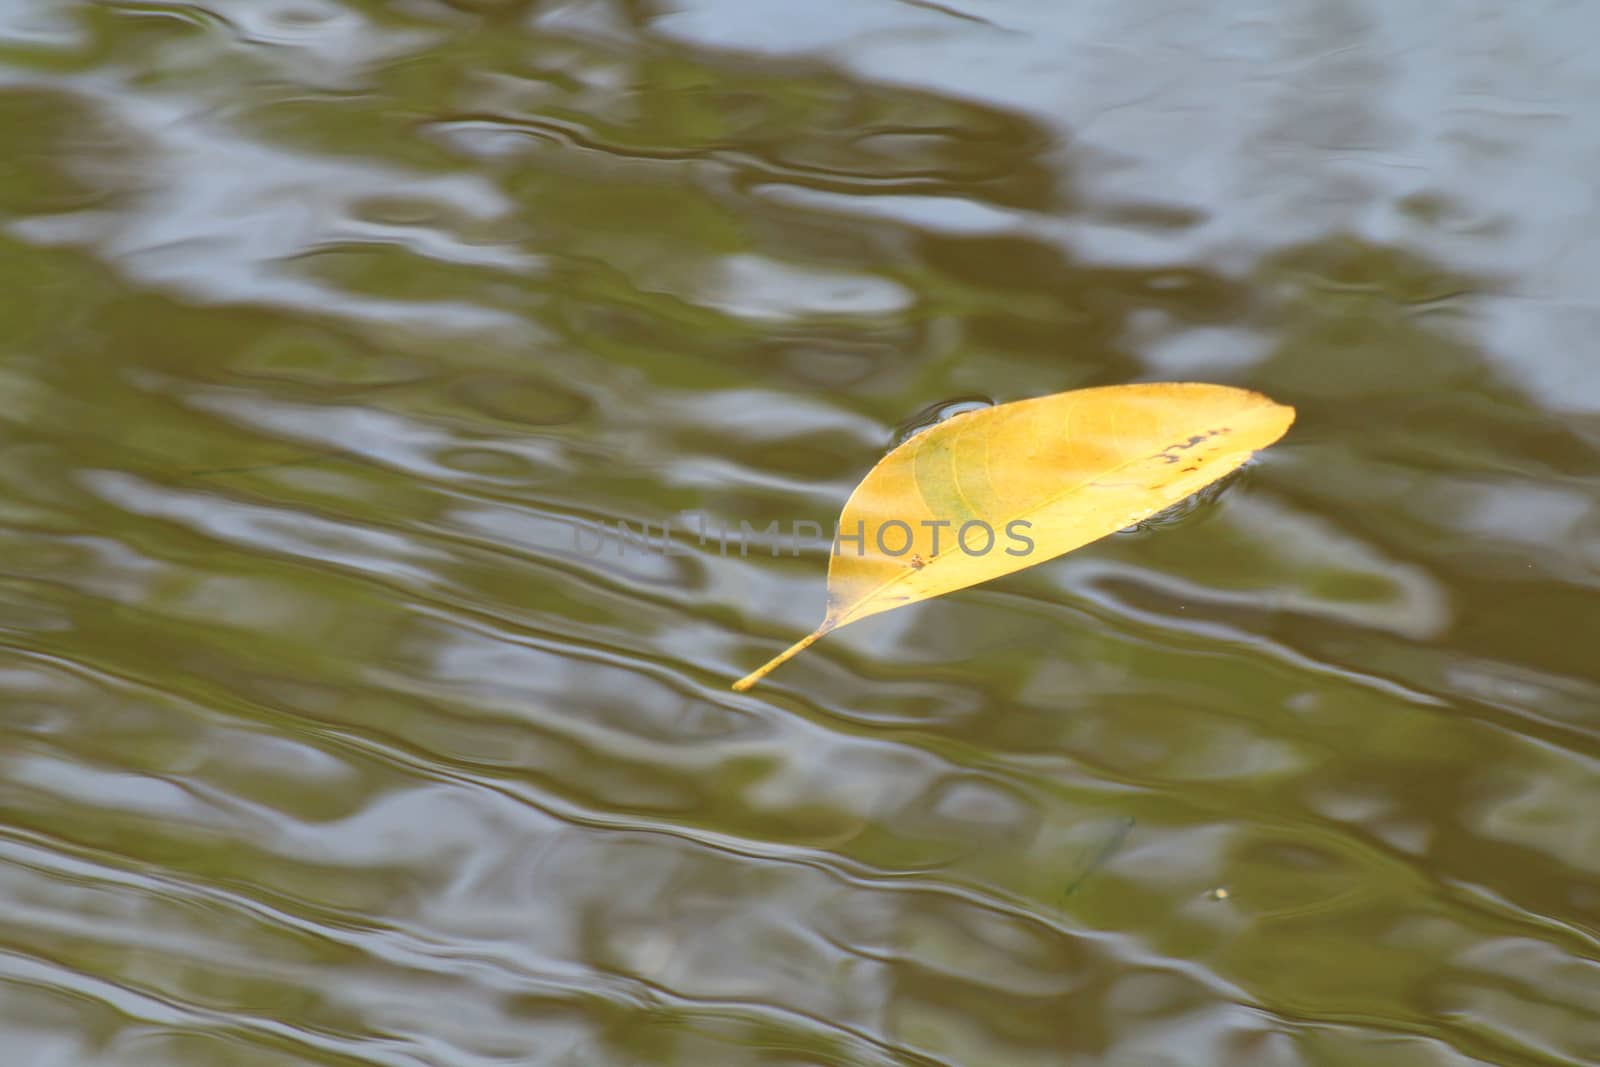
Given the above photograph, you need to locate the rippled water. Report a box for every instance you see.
[3,2,1598,1065]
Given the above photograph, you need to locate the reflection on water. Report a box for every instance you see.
[2,1,1598,1065]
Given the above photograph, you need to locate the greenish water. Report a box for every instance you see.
[2,3,1598,1065]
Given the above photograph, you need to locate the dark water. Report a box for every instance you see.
[3,2,1598,1065]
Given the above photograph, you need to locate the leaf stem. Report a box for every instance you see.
[731,623,832,691]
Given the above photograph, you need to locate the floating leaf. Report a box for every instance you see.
[732,382,1295,690]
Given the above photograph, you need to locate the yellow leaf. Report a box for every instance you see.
[732,382,1295,691]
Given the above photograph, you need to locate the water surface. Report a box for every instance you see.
[2,2,1598,1065]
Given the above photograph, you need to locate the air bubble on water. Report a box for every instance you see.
[890,395,995,450]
